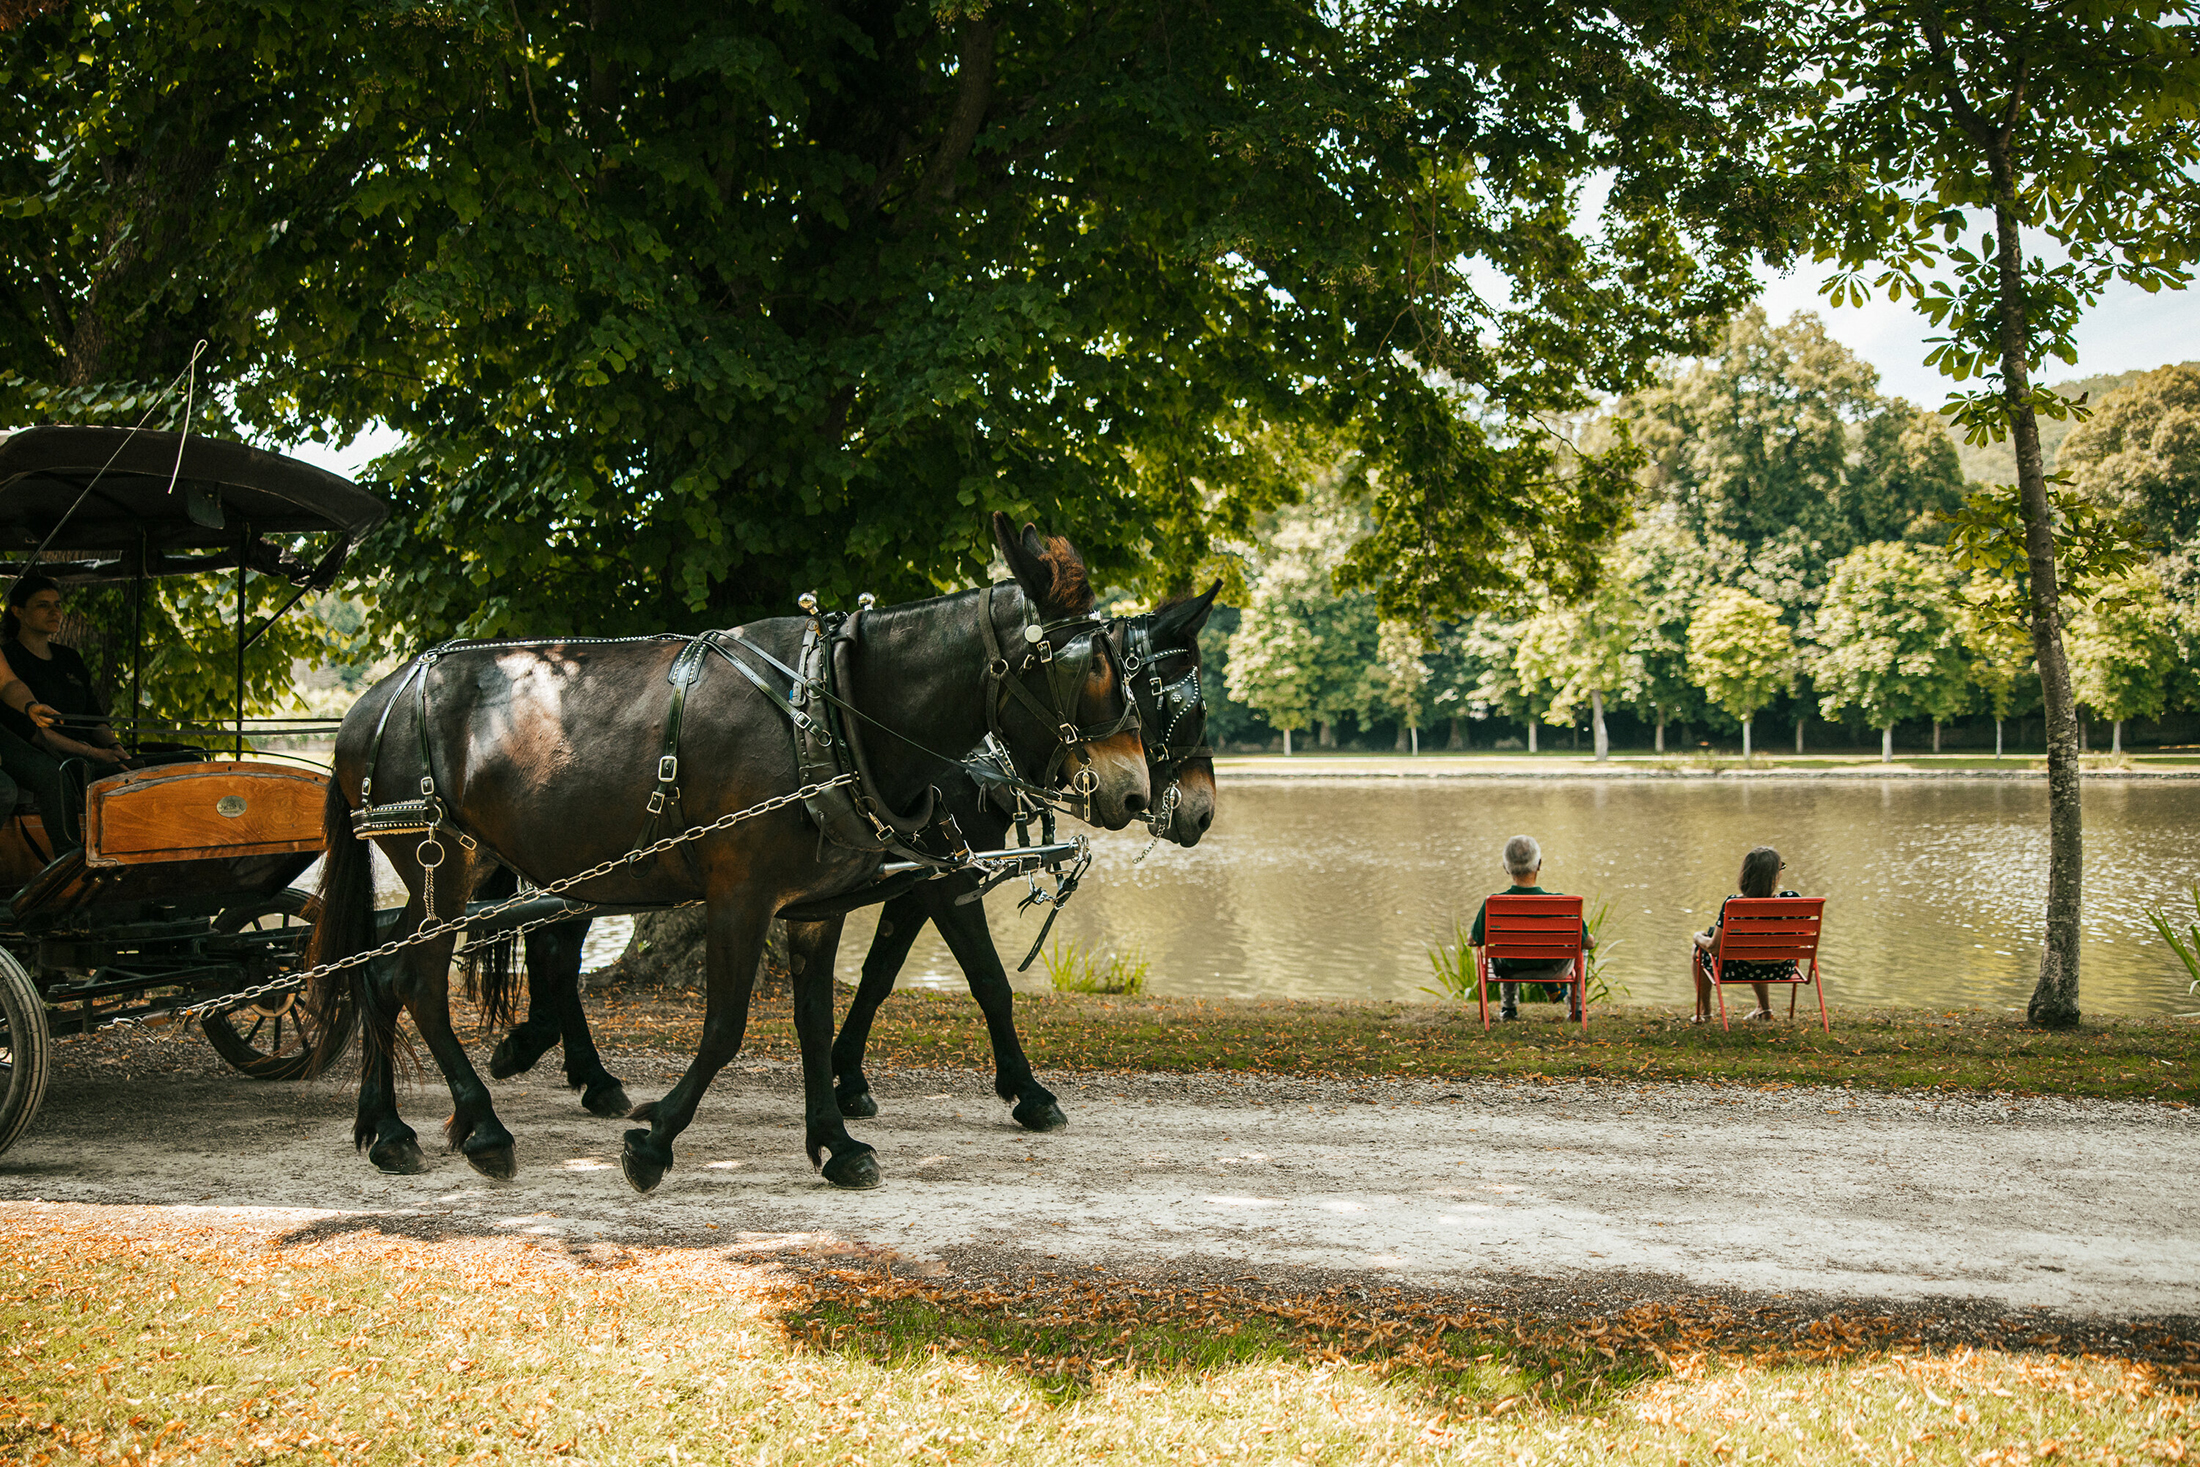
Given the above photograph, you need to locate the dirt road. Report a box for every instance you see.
[3,1040,2191,1320]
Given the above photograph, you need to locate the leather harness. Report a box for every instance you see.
[349,587,1136,897]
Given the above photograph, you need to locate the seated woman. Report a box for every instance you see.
[0,575,120,851]
[1692,844,1801,1023]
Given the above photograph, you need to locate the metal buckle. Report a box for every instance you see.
[646,791,665,815]
[658,754,679,783]
[1059,723,1080,744]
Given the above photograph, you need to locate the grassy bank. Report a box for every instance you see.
[586,987,2200,1103]
[3,1207,2192,1466]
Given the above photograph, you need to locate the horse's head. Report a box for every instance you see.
[1116,581,1220,846]
[991,511,1150,831]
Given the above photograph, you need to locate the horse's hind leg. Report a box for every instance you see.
[384,847,521,1179]
[538,918,628,1116]
[925,884,1065,1132]
[621,896,772,1193]
[831,888,930,1119]
[786,916,880,1188]
[487,957,563,1080]
[355,952,427,1174]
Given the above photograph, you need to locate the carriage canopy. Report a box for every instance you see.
[0,426,389,586]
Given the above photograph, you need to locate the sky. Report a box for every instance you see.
[285,270,2200,482]
[1753,263,2200,406]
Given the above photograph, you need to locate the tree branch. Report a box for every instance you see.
[905,19,997,219]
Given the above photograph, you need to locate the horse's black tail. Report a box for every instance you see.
[307,777,376,1074]
[462,865,520,1032]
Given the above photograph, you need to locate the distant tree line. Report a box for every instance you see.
[1217,314,2200,760]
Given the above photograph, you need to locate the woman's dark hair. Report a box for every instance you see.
[1,574,59,643]
[1738,845,1783,899]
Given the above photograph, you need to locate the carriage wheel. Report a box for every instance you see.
[202,889,357,1081]
[0,946,52,1156]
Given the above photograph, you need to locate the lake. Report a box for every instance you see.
[805,777,2200,1016]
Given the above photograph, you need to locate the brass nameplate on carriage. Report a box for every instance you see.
[216,795,248,817]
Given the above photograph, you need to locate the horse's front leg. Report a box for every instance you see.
[621,896,769,1193]
[924,884,1066,1131]
[830,888,931,1119]
[786,916,880,1188]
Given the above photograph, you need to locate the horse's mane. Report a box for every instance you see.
[1030,535,1094,619]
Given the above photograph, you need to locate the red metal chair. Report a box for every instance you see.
[1697,896,1831,1032]
[1474,894,1588,1034]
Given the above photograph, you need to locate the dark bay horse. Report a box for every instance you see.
[307,515,1147,1192]
[831,585,1220,1129]
[485,585,1221,1131]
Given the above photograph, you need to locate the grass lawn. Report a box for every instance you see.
[3,1208,2193,1466]
[584,987,2200,1104]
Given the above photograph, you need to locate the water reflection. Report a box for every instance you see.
[838,778,2200,1016]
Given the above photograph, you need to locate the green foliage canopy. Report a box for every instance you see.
[1812,541,1969,733]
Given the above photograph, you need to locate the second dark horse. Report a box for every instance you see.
[488,586,1222,1132]
[307,516,1148,1192]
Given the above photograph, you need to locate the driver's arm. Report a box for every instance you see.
[0,651,58,729]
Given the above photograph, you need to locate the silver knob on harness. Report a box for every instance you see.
[798,592,820,616]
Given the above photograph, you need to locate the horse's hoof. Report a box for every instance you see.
[822,1150,882,1190]
[369,1136,429,1175]
[1013,1098,1069,1133]
[464,1141,517,1181]
[837,1088,878,1120]
[621,1129,669,1194]
[488,1035,531,1080]
[582,1081,632,1119]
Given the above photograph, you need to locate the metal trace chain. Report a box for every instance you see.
[85,773,862,1036]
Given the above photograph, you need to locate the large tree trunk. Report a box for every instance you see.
[600,909,792,996]
[1932,719,1942,753]
[1591,688,1608,762]
[1983,162,2082,1028]
[1996,718,2004,758]
[1318,720,1336,748]
[2112,719,2123,756]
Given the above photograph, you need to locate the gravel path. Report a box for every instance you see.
[4,1034,2193,1321]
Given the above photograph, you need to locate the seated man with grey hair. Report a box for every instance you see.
[1467,834,1595,1021]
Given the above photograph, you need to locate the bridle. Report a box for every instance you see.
[977,583,1140,803]
[1112,613,1211,838]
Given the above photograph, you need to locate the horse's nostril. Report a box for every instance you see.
[1196,810,1212,832]
[1122,791,1148,815]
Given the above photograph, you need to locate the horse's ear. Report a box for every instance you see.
[1154,580,1223,640]
[994,511,1049,598]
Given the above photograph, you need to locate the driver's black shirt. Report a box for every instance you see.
[0,639,105,746]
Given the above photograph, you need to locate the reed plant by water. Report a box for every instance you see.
[2148,882,2200,994]
[1041,939,1149,996]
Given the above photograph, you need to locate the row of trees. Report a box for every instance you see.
[1223,323,2200,764]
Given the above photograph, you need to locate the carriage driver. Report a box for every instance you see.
[0,574,111,851]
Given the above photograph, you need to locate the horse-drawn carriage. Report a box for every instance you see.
[0,425,389,1155]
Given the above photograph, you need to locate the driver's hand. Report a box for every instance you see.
[25,702,59,730]
[86,746,128,765]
